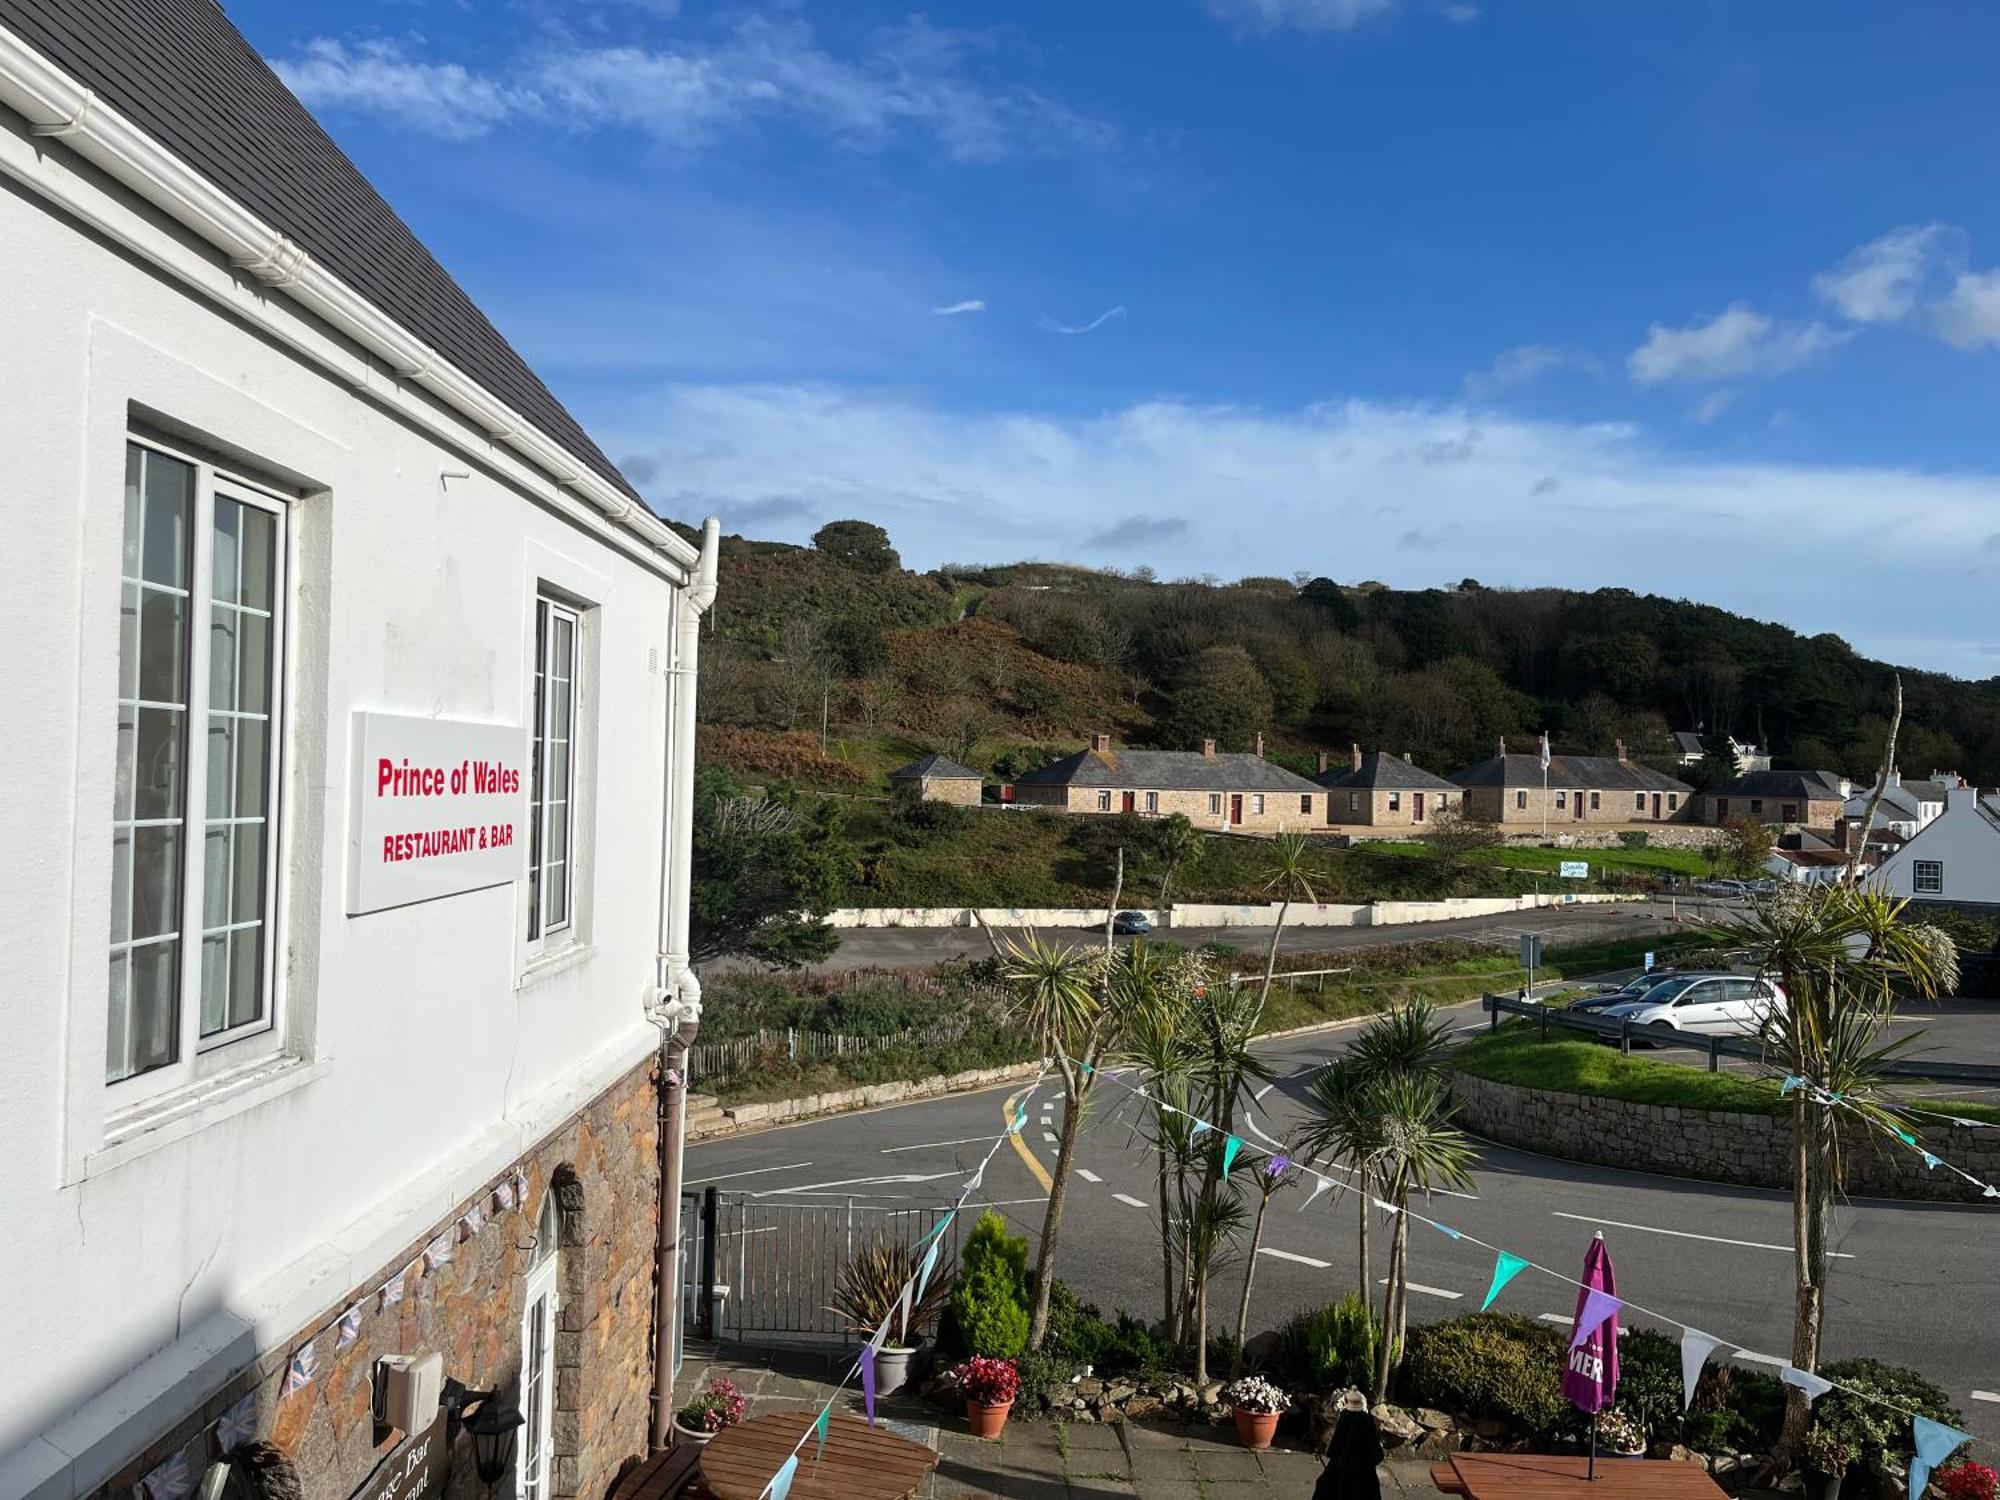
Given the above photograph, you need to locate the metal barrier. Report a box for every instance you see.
[692,1192,967,1342]
[1482,990,2000,1084]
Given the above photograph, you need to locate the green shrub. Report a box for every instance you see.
[1685,1363,1785,1455]
[1617,831,1651,849]
[1402,1314,1570,1439]
[948,1211,1030,1358]
[1012,1348,1080,1411]
[1615,1330,1690,1445]
[1040,1281,1176,1378]
[1816,1359,1962,1462]
[1271,1293,1380,1396]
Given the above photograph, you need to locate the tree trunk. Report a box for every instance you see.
[1027,1063,1089,1351]
[1232,1190,1274,1373]
[1252,896,1293,1031]
[1356,1164,1373,1298]
[1374,1202,1405,1396]
[1843,676,1903,886]
[1782,1094,1830,1455]
[1194,1274,1210,1388]
[1158,1137,1179,1339]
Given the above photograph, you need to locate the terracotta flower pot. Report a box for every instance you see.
[1234,1407,1282,1450]
[965,1398,1014,1441]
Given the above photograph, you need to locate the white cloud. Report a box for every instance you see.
[1039,306,1126,335]
[1691,391,1734,424]
[611,384,2000,676]
[1464,344,1600,397]
[932,300,987,316]
[1627,303,1850,385]
[1207,0,1402,32]
[273,18,1117,161]
[1932,269,2000,350]
[1813,224,1960,325]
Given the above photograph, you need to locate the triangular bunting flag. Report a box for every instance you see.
[1431,1221,1462,1241]
[1268,1154,1290,1178]
[1896,1129,1919,1147]
[1679,1330,1730,1410]
[1781,1075,1806,1096]
[1480,1252,1530,1312]
[1923,1152,1942,1170]
[1299,1177,1334,1212]
[814,1404,831,1459]
[915,1240,943,1305]
[1190,1120,1210,1139]
[1985,1185,2000,1200]
[1910,1417,1974,1500]
[896,1280,914,1341]
[860,1345,878,1426]
[1372,1198,1400,1215]
[1569,1289,1623,1350]
[216,1392,258,1453]
[1779,1366,1834,1404]
[1222,1135,1243,1175]
[763,1454,799,1500]
[1011,1108,1028,1134]
[336,1304,363,1350]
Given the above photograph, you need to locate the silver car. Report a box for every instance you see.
[1601,972,1788,1038]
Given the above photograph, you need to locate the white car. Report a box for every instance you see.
[1600,973,1788,1038]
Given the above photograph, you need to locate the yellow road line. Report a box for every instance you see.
[1003,1085,1054,1194]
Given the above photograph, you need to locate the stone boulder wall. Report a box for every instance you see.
[1451,1071,1999,1203]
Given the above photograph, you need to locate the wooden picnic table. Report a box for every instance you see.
[698,1409,940,1500]
[1432,1453,1731,1500]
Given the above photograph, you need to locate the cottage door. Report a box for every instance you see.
[1121,791,1136,814]
[1652,794,1661,820]
[1230,795,1243,825]
[1413,792,1426,823]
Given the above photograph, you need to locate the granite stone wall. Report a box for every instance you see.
[100,1057,662,1500]
[1452,1071,1998,1204]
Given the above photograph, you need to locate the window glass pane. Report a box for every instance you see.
[231,823,266,923]
[110,829,133,944]
[123,447,143,576]
[237,610,272,715]
[133,706,185,820]
[200,933,229,1036]
[141,450,192,588]
[109,938,179,1082]
[207,715,237,815]
[202,827,231,928]
[211,500,241,605]
[138,587,188,704]
[209,611,238,712]
[233,718,268,818]
[130,825,182,940]
[226,927,263,1031]
[238,505,277,611]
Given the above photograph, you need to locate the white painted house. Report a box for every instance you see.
[1867,786,2000,914]
[0,4,716,1498]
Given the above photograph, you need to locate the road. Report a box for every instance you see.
[804,902,1691,971]
[685,1000,2000,1438]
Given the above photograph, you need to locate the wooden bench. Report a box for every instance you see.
[611,1445,708,1500]
[1433,1463,1470,1495]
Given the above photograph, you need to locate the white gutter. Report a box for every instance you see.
[652,515,721,1017]
[0,24,698,573]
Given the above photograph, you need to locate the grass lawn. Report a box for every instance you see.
[1369,840,1713,879]
[1451,1021,2000,1124]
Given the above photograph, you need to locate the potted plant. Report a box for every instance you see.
[954,1356,1020,1440]
[826,1240,955,1398]
[672,1378,746,1448]
[1223,1375,1290,1451]
[1596,1407,1647,1459]
[1937,1462,2000,1500]
[1803,1427,1854,1500]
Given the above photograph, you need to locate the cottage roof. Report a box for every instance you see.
[1449,754,1691,794]
[889,754,980,782]
[1316,752,1458,792]
[1015,747,1322,794]
[1713,769,1847,802]
[1672,731,1709,756]
[3,0,637,503]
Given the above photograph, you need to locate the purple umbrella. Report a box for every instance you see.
[1562,1232,1621,1477]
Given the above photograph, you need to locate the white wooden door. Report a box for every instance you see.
[520,1254,559,1500]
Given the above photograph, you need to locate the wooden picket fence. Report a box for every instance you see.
[689,1019,974,1081]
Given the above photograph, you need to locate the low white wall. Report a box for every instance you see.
[824,893,1634,931]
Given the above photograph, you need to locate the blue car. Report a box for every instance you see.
[1112,910,1152,935]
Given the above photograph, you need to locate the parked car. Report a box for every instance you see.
[1111,910,1152,935]
[1695,879,1750,899]
[1568,971,1683,1014]
[1601,972,1788,1038]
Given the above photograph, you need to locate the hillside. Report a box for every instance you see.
[688,519,2000,791]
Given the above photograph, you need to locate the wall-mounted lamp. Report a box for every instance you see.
[442,1377,526,1488]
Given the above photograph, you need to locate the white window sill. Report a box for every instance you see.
[80,1052,328,1182]
[517,939,593,990]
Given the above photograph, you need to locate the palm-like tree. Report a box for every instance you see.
[1231,1151,1294,1371]
[1249,831,1320,1030]
[1345,996,1455,1080]
[1728,884,1957,1453]
[1299,1058,1386,1296]
[1117,948,1204,1339]
[1367,1071,1477,1395]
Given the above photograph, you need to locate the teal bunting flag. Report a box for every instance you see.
[1222,1135,1243,1175]
[915,1239,943,1305]
[1190,1120,1210,1139]
[1896,1129,1918,1147]
[1432,1221,1462,1241]
[813,1405,831,1460]
[1011,1107,1028,1134]
[1781,1076,1806,1096]
[1909,1417,1973,1500]
[1480,1252,1530,1312]
[1922,1152,1942,1170]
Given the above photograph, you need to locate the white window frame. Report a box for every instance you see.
[527,597,582,946]
[520,1194,561,1500]
[1388,792,1401,812]
[1589,791,1601,811]
[1097,790,1112,812]
[1555,791,1567,809]
[1348,791,1359,813]
[1251,794,1266,816]
[1515,790,1528,810]
[109,435,291,1110]
[1301,794,1313,815]
[1208,793,1222,815]
[1913,860,1944,895]
[1145,790,1159,814]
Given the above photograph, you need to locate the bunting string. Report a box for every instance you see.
[1781,1076,2000,1201]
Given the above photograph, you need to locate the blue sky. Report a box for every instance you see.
[236,0,2000,677]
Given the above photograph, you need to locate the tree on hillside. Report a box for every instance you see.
[1299,576,1361,632]
[811,519,901,573]
[1152,813,1205,906]
[822,608,890,678]
[1419,803,1503,881]
[1162,644,1273,751]
[689,766,844,967]
[1706,815,1774,879]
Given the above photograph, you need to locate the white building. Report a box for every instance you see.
[1867,786,2000,914]
[1843,770,1958,840]
[0,4,716,1498]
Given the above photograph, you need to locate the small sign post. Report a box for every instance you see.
[1643,950,1655,972]
[1520,932,1543,998]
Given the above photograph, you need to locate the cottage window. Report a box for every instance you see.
[1913,860,1944,895]
[1097,790,1112,812]
[1781,803,1799,822]
[1750,799,1764,817]
[1668,794,1678,811]
[1635,794,1646,812]
[1348,791,1360,813]
[1555,791,1567,809]
[1252,794,1266,815]
[1301,794,1313,814]
[1145,791,1159,814]
[1716,798,1728,818]
[109,440,288,1089]
[1515,790,1527,810]
[1589,791,1600,811]
[1388,792,1402,812]
[1209,793,1222,815]
[528,598,583,942]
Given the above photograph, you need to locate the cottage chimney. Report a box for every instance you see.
[1889,768,1902,788]
[1499,735,1508,757]
[1404,750,1414,764]
[1090,731,1111,754]
[1203,738,1218,759]
[1351,743,1363,772]
[1316,749,1330,774]
[1255,732,1265,758]
[1615,738,1627,763]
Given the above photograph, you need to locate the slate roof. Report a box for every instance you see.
[2,0,637,502]
[1015,748,1322,794]
[1672,731,1709,756]
[1450,754,1692,794]
[889,754,980,781]
[1712,769,1847,802]
[1316,752,1458,792]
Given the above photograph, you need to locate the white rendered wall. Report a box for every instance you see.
[0,159,685,1482]
[1868,788,2000,906]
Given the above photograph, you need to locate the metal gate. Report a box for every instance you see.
[689,1191,965,1342]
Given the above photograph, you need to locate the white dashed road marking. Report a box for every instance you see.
[684,1161,811,1185]
[1077,1169,1102,1183]
[1259,1248,1332,1268]
[1972,1392,2000,1405]
[1113,1193,1149,1209]
[1379,1278,1462,1301]
[1043,1132,1060,1145]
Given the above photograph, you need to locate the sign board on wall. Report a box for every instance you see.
[348,711,528,915]
[1558,860,1590,880]
[350,1415,446,1500]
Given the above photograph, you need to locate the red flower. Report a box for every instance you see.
[952,1357,1020,1406]
[1938,1464,1999,1500]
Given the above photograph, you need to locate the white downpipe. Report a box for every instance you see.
[656,517,720,1011]
[0,24,698,574]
